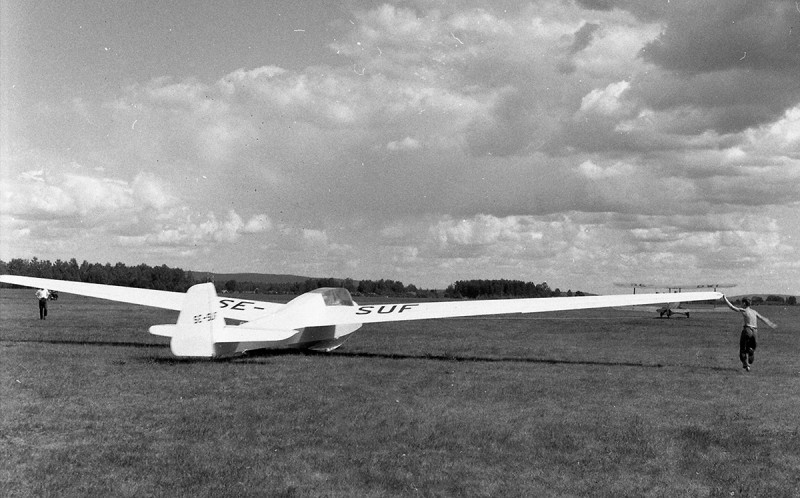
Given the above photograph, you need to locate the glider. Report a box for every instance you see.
[1,275,722,358]
[614,282,736,318]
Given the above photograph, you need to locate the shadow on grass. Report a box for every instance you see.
[3,338,736,371]
[237,349,738,372]
[236,348,672,368]
[3,338,164,349]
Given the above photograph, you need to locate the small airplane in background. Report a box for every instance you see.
[1,275,722,358]
[614,282,736,318]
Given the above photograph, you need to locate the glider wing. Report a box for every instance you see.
[257,291,723,330]
[0,275,282,321]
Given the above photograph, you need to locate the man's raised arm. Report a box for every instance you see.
[722,295,742,312]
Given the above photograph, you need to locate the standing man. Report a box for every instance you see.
[722,295,777,371]
[35,288,50,320]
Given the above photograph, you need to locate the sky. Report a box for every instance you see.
[1,0,798,295]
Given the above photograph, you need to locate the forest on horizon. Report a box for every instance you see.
[0,257,584,299]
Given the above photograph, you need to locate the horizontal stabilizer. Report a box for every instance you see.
[149,324,177,337]
[150,324,298,342]
[215,328,299,343]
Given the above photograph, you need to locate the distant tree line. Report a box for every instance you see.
[0,258,196,291]
[221,278,581,299]
[0,258,440,297]
[222,277,441,298]
[443,279,585,299]
[731,295,797,306]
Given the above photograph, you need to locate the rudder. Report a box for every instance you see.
[169,283,224,358]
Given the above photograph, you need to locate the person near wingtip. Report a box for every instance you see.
[35,288,50,320]
[722,295,777,371]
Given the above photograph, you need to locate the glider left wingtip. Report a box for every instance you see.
[1,275,32,286]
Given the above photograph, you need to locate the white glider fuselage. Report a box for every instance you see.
[143,286,365,356]
[1,275,723,358]
[209,323,362,356]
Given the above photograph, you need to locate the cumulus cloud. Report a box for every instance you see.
[579,81,631,116]
[131,173,179,211]
[745,105,800,157]
[4,1,799,293]
[577,160,632,179]
[640,0,799,74]
[1,169,165,224]
[302,228,328,246]
[631,1,800,133]
[136,210,270,247]
[387,137,421,151]
[243,214,272,233]
[0,156,272,262]
[419,214,581,267]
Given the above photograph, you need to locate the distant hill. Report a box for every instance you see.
[190,272,314,285]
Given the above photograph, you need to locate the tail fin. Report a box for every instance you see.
[156,283,224,358]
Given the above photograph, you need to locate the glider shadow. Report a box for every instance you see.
[3,338,735,371]
[4,338,164,350]
[240,349,738,372]
[237,348,668,369]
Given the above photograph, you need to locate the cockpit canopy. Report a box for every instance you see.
[309,287,356,307]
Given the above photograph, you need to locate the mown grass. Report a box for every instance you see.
[2,289,799,496]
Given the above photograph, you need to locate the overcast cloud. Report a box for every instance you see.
[1,0,798,294]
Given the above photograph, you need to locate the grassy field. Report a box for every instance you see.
[2,289,799,497]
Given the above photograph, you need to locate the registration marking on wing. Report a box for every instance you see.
[355,304,420,315]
